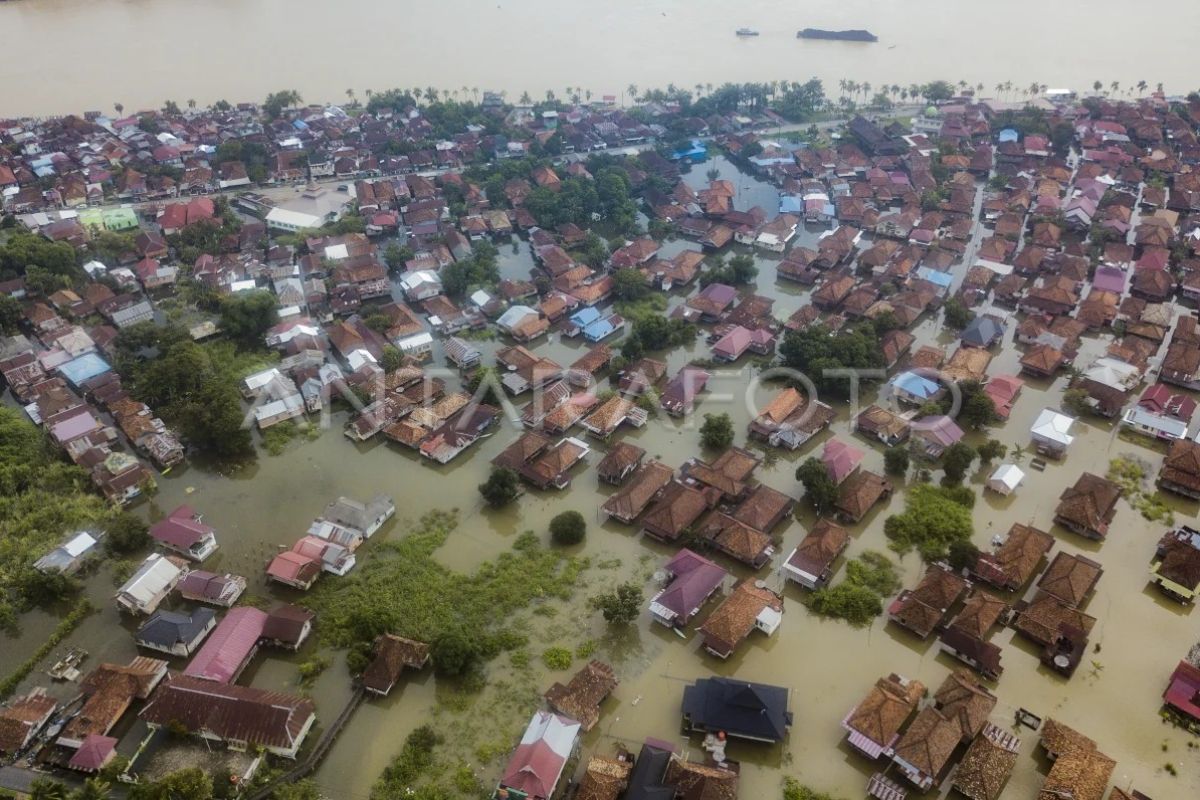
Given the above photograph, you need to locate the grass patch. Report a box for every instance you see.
[1108,457,1174,524]
[261,421,300,456]
[784,777,848,800]
[306,510,588,658]
[296,655,330,686]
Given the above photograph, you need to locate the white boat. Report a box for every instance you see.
[736,28,760,37]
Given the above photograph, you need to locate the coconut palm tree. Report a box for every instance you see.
[976,82,985,95]
[187,98,196,110]
[585,89,593,102]
[1156,82,1164,94]
[838,79,848,102]
[627,84,638,104]
[346,89,355,105]
[1136,80,1148,96]
[519,91,532,105]
[1093,80,1103,94]
[545,89,556,102]
[1110,81,1120,95]
[114,102,123,116]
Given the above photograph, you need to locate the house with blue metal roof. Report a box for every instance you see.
[891,371,946,406]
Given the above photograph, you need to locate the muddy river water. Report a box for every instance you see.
[2,0,1200,117]
[4,177,1200,797]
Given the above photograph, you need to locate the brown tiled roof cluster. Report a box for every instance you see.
[974,523,1054,590]
[952,723,1020,800]
[575,756,632,800]
[934,670,997,742]
[1038,719,1116,800]
[1160,439,1200,493]
[1037,552,1103,607]
[1054,473,1121,535]
[602,461,674,522]
[892,706,962,782]
[361,634,429,693]
[1013,593,1097,645]
[699,580,783,656]
[846,674,925,745]
[544,660,617,731]
[892,566,969,638]
[664,756,738,800]
[835,470,892,521]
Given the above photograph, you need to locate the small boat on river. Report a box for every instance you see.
[736,28,760,37]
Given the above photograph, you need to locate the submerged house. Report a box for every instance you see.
[116,554,188,615]
[544,660,618,732]
[150,505,219,562]
[841,674,925,760]
[1157,439,1200,500]
[135,607,217,658]
[493,711,581,800]
[362,634,430,696]
[972,523,1054,592]
[748,387,836,449]
[680,677,792,743]
[698,580,784,659]
[888,566,969,639]
[1053,473,1121,540]
[601,460,674,524]
[660,366,710,417]
[183,606,269,684]
[140,675,316,759]
[0,689,58,755]
[177,570,247,607]
[641,481,711,543]
[1149,526,1200,603]
[492,431,592,490]
[648,549,728,628]
[782,519,849,589]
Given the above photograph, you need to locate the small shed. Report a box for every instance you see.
[986,464,1025,496]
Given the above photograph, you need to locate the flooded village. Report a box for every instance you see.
[3,74,1200,800]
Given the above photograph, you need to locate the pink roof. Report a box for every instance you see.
[68,734,117,772]
[500,711,580,799]
[1139,384,1197,421]
[1164,660,1200,722]
[984,375,1024,419]
[1091,266,1126,293]
[712,326,752,358]
[267,551,319,582]
[656,549,728,619]
[151,505,213,549]
[1137,248,1169,271]
[183,606,267,683]
[50,410,100,444]
[822,438,864,483]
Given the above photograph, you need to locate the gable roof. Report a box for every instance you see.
[499,711,581,800]
[680,677,791,742]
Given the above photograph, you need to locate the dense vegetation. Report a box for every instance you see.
[778,320,887,398]
[114,322,272,461]
[592,581,644,625]
[0,408,111,632]
[884,484,975,560]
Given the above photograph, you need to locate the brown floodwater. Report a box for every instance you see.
[2,0,1200,117]
[5,173,1200,799]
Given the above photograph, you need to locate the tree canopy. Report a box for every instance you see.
[884,484,974,560]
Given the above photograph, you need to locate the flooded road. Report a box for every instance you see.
[4,170,1199,798]
[2,0,1200,117]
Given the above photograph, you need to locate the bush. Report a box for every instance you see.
[784,778,847,800]
[105,512,150,555]
[549,511,587,545]
[943,297,974,329]
[807,550,898,627]
[431,629,480,677]
[884,447,910,476]
[478,467,520,508]
[977,438,1007,463]
[699,412,734,449]
[592,581,644,625]
[541,647,572,670]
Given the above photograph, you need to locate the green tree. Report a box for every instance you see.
[549,510,586,545]
[219,291,279,348]
[263,90,302,119]
[728,253,758,284]
[30,779,67,800]
[699,412,734,450]
[383,243,415,273]
[479,467,520,508]
[941,441,977,484]
[884,484,974,560]
[783,778,847,800]
[958,381,999,430]
[884,447,910,476]
[0,295,22,335]
[976,439,1007,463]
[796,457,840,514]
[380,345,405,373]
[943,297,974,329]
[127,768,212,800]
[16,568,79,608]
[808,583,884,626]
[430,628,480,677]
[105,512,150,554]
[947,539,981,572]
[68,779,112,800]
[1062,388,1091,417]
[592,581,644,625]
[612,268,649,302]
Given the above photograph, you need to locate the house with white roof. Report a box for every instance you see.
[116,554,187,615]
[1030,408,1076,457]
[34,531,100,575]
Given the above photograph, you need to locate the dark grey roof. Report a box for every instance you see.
[961,315,1005,347]
[681,677,792,742]
[624,743,674,800]
[135,607,216,647]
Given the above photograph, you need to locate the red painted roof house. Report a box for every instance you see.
[649,549,728,628]
[496,711,581,800]
[150,505,218,562]
[183,606,268,683]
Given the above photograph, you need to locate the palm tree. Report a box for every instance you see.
[1093,80,1103,94]
[585,89,593,102]
[114,102,123,116]
[30,779,67,800]
[1029,82,1040,97]
[424,87,439,104]
[346,88,356,105]
[838,79,848,102]
[994,82,1004,99]
[1156,82,1164,94]
[472,87,480,101]
[519,91,532,105]
[627,84,638,104]
[1002,81,1014,99]
[69,778,112,800]
[545,89,556,102]
[900,88,909,102]
[705,82,713,95]
[187,98,196,110]
[862,82,872,103]
[1110,81,1120,95]
[365,88,373,102]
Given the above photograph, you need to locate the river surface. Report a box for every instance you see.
[6,170,1200,797]
[2,0,1200,117]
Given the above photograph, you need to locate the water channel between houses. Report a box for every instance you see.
[3,159,1199,800]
